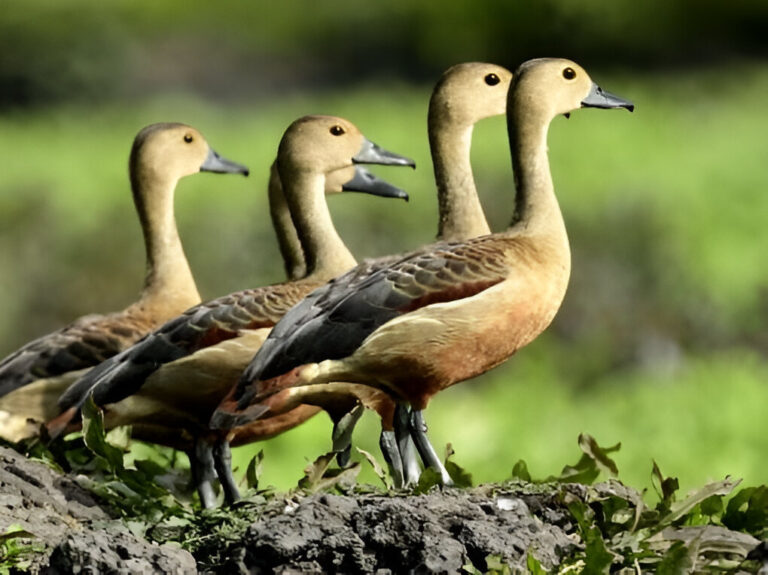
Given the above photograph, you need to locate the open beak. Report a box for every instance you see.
[200,147,250,176]
[353,138,416,168]
[342,165,408,201]
[581,82,634,112]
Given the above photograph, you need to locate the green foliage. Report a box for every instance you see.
[244,450,264,490]
[656,541,693,574]
[525,552,547,575]
[722,486,768,538]
[9,422,768,573]
[0,526,43,574]
[356,447,391,490]
[461,554,513,575]
[444,443,473,488]
[81,396,124,472]
[411,444,472,494]
[296,452,361,494]
[512,436,763,572]
[510,433,620,486]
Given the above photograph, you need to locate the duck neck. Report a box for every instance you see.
[268,163,306,281]
[131,169,201,312]
[506,106,566,242]
[283,172,356,280]
[430,118,490,241]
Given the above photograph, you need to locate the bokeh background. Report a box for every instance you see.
[2,0,768,495]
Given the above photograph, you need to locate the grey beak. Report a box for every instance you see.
[353,138,416,168]
[581,82,634,112]
[200,147,250,176]
[342,165,409,201]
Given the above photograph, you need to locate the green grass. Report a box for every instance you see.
[2,63,768,500]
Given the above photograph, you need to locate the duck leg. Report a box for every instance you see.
[331,404,364,468]
[393,404,421,486]
[408,410,453,486]
[379,429,405,488]
[212,439,241,505]
[190,439,217,509]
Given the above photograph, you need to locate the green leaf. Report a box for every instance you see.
[413,467,443,495]
[81,396,124,472]
[566,497,616,574]
[651,460,679,512]
[656,541,693,574]
[0,525,44,571]
[659,477,740,529]
[297,452,335,491]
[511,459,532,482]
[578,433,619,476]
[484,554,512,574]
[444,444,472,488]
[526,551,547,574]
[0,527,36,544]
[245,450,264,490]
[133,458,167,478]
[552,434,620,485]
[357,447,391,490]
[699,494,723,518]
[297,452,360,493]
[582,525,615,574]
[723,485,768,535]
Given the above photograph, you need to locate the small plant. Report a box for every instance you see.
[0,526,43,574]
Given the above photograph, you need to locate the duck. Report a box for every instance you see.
[0,123,249,441]
[211,58,634,487]
[0,160,328,445]
[218,62,515,487]
[48,115,414,508]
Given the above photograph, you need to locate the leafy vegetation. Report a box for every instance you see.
[5,412,767,572]
[0,526,43,574]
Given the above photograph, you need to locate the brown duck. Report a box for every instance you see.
[223,62,515,487]
[48,115,414,508]
[212,58,634,486]
[0,123,248,441]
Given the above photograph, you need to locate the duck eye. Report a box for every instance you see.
[183,134,194,143]
[562,67,576,80]
[330,125,345,136]
[484,73,500,86]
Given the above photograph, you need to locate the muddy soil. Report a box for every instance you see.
[0,446,196,573]
[204,486,579,573]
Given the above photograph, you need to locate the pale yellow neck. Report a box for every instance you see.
[283,172,357,280]
[131,169,201,313]
[506,104,567,244]
[268,163,306,281]
[430,115,491,242]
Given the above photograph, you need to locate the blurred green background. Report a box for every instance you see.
[2,0,768,497]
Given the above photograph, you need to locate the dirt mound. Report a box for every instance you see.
[0,446,196,573]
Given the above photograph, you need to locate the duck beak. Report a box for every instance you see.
[581,83,634,112]
[353,138,416,168]
[200,147,250,176]
[342,165,409,201]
